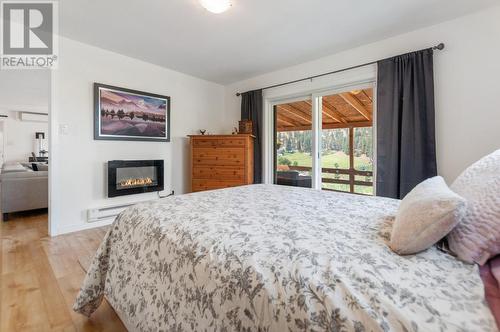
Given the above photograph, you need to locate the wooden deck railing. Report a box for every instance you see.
[287,165,373,189]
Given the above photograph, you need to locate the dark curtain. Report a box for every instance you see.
[241,89,263,183]
[376,48,437,199]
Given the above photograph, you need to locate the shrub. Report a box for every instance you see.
[278,156,292,166]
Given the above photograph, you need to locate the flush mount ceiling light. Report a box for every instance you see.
[199,0,232,14]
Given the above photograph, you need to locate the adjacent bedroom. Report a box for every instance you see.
[1,0,499,331]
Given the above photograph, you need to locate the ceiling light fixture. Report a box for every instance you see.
[199,0,232,14]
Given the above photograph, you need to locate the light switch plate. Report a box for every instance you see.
[59,124,69,136]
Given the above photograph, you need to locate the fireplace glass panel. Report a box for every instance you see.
[108,160,164,197]
[116,166,158,190]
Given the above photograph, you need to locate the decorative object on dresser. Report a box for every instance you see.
[238,120,252,134]
[189,134,254,192]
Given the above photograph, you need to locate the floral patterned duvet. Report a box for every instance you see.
[74,184,496,332]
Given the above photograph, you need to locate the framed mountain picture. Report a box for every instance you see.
[94,83,170,142]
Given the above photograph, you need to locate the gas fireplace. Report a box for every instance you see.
[107,160,164,197]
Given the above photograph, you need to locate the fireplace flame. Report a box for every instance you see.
[119,177,154,188]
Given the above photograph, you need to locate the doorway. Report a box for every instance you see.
[0,70,51,227]
[272,85,375,195]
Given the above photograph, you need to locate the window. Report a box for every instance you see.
[273,87,375,195]
[274,98,312,188]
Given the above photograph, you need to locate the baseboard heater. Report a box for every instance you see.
[87,191,174,223]
[87,202,137,223]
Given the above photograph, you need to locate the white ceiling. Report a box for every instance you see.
[60,0,498,84]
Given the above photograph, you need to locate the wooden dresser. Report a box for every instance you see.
[189,134,254,192]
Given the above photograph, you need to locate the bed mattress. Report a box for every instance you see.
[74,184,496,331]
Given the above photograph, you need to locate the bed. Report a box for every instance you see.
[74,184,497,331]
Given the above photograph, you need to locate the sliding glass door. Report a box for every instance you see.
[274,98,312,188]
[273,86,375,195]
[319,89,374,195]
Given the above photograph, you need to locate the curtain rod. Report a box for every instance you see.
[236,43,445,97]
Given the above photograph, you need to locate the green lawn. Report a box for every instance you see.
[280,151,372,171]
[278,151,374,195]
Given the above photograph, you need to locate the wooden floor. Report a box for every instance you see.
[0,211,126,331]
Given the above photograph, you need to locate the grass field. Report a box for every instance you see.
[280,151,372,170]
[278,151,374,194]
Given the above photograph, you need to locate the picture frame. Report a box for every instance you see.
[94,83,171,142]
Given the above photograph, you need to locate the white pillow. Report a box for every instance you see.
[390,176,466,255]
[447,149,500,265]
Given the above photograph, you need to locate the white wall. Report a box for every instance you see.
[0,111,48,163]
[225,5,500,184]
[50,37,230,235]
[0,70,50,110]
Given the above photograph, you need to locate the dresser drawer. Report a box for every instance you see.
[192,137,246,148]
[192,179,243,192]
[192,138,218,148]
[193,166,245,180]
[192,148,245,166]
[217,137,246,147]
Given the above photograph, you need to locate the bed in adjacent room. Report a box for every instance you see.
[74,184,497,331]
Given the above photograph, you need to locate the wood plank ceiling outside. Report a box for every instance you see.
[275,89,373,131]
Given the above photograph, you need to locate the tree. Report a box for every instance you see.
[285,137,293,152]
[303,131,312,153]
